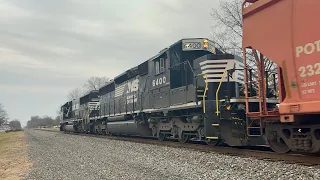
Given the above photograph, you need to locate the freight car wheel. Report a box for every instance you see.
[267,132,290,154]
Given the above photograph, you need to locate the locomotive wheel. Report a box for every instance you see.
[178,134,190,143]
[267,132,290,154]
[206,139,221,147]
[158,132,166,141]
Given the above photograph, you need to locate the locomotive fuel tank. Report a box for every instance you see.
[107,120,152,136]
[107,115,131,122]
[65,125,75,132]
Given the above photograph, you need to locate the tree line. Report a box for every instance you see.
[26,115,60,128]
[1,76,110,130]
[0,102,59,129]
[0,103,22,130]
[25,76,110,128]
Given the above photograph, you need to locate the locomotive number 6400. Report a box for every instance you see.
[152,76,166,87]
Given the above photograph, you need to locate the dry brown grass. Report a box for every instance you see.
[0,131,32,180]
[36,127,60,132]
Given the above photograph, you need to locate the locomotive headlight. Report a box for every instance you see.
[203,39,208,49]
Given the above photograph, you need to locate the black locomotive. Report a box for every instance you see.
[60,38,279,147]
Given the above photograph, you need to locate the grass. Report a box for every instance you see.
[0,131,32,180]
[47,127,60,131]
[35,127,60,132]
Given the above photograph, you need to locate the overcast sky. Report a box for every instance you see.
[0,0,219,126]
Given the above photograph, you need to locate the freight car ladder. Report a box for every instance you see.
[243,50,266,137]
[242,0,281,137]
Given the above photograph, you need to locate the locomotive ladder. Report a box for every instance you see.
[205,69,229,141]
[195,73,220,140]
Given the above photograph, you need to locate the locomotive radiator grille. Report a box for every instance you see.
[199,59,244,83]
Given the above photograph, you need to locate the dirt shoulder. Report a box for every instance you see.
[0,131,32,180]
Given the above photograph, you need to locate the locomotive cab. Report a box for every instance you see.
[60,90,100,133]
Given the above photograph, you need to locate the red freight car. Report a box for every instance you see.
[242,0,320,153]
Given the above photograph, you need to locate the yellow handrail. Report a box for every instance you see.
[197,73,208,113]
[203,74,208,113]
[87,108,92,119]
[215,70,228,115]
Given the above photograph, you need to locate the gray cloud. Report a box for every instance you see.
[0,0,218,126]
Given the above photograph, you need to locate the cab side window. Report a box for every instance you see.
[154,54,166,75]
[155,60,160,74]
[170,51,180,70]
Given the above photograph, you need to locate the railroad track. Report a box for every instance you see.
[35,129,320,167]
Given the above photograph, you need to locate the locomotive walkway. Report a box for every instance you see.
[23,130,320,180]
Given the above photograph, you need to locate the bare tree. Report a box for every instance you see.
[67,88,84,101]
[0,103,8,126]
[55,108,62,123]
[210,0,277,76]
[54,115,61,125]
[83,76,110,93]
[210,0,278,96]
[66,76,110,101]
[210,0,242,55]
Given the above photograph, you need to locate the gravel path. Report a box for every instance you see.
[24,130,320,180]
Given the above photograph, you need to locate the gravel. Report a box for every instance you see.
[24,130,320,180]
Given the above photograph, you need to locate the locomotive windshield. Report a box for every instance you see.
[169,38,223,89]
[90,91,100,102]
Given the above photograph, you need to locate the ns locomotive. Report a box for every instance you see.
[60,38,279,148]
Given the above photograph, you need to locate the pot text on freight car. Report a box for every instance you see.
[296,40,320,57]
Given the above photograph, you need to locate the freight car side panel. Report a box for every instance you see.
[242,0,320,114]
[293,0,320,101]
